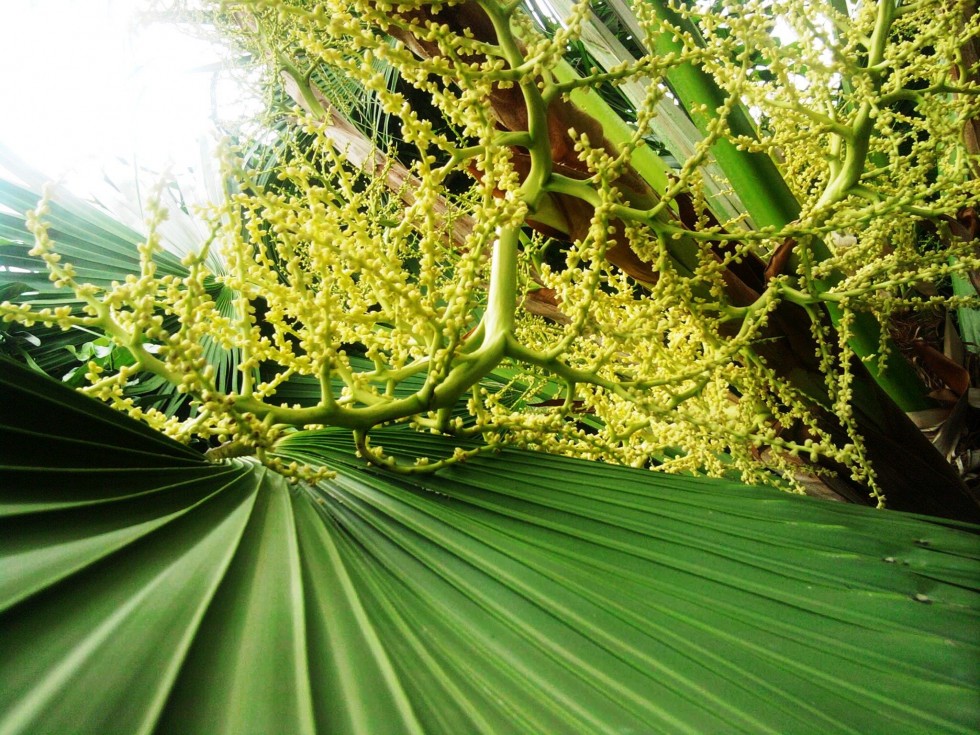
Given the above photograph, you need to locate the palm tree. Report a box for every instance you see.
[1,1,979,731]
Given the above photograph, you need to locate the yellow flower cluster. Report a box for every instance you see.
[2,0,977,501]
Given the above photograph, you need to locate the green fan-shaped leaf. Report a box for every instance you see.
[1,357,977,734]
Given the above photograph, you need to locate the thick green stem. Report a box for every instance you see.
[636,0,802,229]
[483,226,519,339]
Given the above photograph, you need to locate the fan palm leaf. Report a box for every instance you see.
[2,357,977,734]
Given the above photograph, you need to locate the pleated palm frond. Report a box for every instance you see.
[2,356,977,735]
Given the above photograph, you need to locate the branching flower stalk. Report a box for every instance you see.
[2,0,979,510]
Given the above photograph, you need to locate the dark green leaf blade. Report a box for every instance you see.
[279,428,980,734]
[1,359,978,734]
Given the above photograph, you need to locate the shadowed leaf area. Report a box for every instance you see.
[1,357,978,734]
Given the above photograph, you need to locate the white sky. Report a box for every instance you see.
[0,1,247,194]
